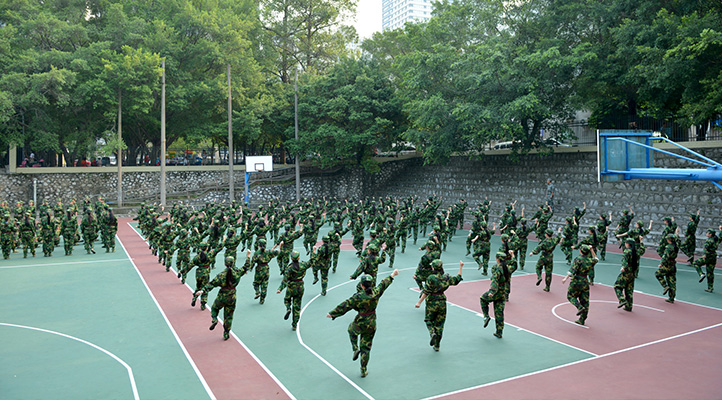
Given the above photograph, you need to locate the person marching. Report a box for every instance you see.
[514,214,531,270]
[415,260,463,351]
[530,227,562,292]
[561,244,599,325]
[314,235,333,295]
[413,240,441,293]
[327,269,399,378]
[560,217,577,265]
[596,212,612,261]
[480,252,511,338]
[693,227,722,293]
[20,213,37,258]
[681,210,701,263]
[655,233,680,303]
[277,223,303,275]
[614,238,639,312]
[190,243,220,311]
[80,210,98,254]
[574,226,599,285]
[277,250,314,330]
[195,250,252,340]
[350,244,386,284]
[250,238,280,304]
[471,221,495,275]
[61,211,78,256]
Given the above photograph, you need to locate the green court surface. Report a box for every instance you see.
[1,244,211,400]
[3,225,721,400]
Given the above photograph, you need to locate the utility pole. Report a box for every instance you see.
[117,89,123,207]
[294,68,300,202]
[160,60,167,208]
[228,64,234,202]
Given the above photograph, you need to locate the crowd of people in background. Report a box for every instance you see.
[0,197,118,259]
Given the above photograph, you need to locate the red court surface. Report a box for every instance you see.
[433,274,722,400]
[117,218,291,400]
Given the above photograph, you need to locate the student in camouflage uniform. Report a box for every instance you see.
[413,240,441,292]
[655,234,680,303]
[471,221,494,275]
[195,251,252,340]
[596,212,612,261]
[250,238,280,304]
[190,244,220,311]
[314,235,333,295]
[614,207,634,247]
[614,239,639,312]
[277,250,314,330]
[513,216,531,270]
[396,214,410,253]
[329,222,350,273]
[350,215,365,257]
[175,229,193,284]
[574,226,599,285]
[327,269,399,378]
[560,217,577,265]
[499,233,516,301]
[561,244,599,325]
[20,214,37,258]
[101,210,118,252]
[350,244,386,284]
[381,221,398,268]
[530,228,562,292]
[480,252,511,338]
[277,223,303,274]
[415,260,463,351]
[40,213,56,257]
[0,216,14,259]
[693,227,722,293]
[81,210,98,254]
[681,211,700,263]
[657,216,678,257]
[61,211,77,256]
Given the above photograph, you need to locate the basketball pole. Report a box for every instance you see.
[117,89,122,207]
[294,68,300,203]
[228,64,234,202]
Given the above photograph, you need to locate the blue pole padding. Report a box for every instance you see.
[244,172,249,204]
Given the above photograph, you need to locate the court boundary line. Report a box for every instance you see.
[411,287,599,357]
[296,267,417,400]
[422,321,722,400]
[0,322,139,400]
[0,258,128,269]
[126,223,297,400]
[116,232,217,400]
[550,300,664,330]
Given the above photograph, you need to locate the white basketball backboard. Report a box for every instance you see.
[245,155,273,172]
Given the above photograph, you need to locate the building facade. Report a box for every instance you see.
[381,0,433,31]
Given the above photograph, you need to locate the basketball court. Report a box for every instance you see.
[2,218,721,399]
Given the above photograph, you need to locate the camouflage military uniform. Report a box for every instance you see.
[314,239,333,295]
[513,221,531,270]
[277,252,314,330]
[480,254,510,338]
[531,232,560,291]
[190,247,220,310]
[560,218,577,264]
[20,216,37,258]
[657,218,677,257]
[40,215,56,257]
[614,242,638,311]
[328,275,396,377]
[81,212,98,254]
[61,213,78,255]
[693,229,721,293]
[329,224,350,272]
[251,244,279,304]
[421,268,462,349]
[680,214,700,261]
[200,256,252,340]
[350,247,386,284]
[596,215,612,261]
[277,226,303,274]
[414,242,440,291]
[565,248,599,325]
[175,232,193,283]
[1,218,15,259]
[472,223,492,275]
[655,237,679,303]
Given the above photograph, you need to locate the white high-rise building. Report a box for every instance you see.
[381,0,433,32]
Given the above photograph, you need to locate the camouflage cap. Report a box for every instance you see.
[291,251,300,260]
[663,216,672,222]
[622,209,629,214]
[666,234,678,241]
[360,274,374,284]
[285,224,292,230]
[257,238,267,247]
[580,244,591,254]
[367,244,379,253]
[707,228,717,235]
[430,259,443,270]
[545,229,554,236]
[425,240,436,249]
[520,218,527,223]
[500,233,509,241]
[427,274,441,287]
[369,230,377,236]
[322,235,330,242]
[565,216,572,222]
[587,226,596,232]
[624,238,636,245]
[495,252,508,260]
[225,256,235,266]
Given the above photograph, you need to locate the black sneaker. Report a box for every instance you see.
[352,350,360,361]
[536,278,542,286]
[699,274,706,283]
[493,332,502,338]
[209,320,218,330]
[191,298,196,307]
[617,301,626,308]
[483,316,490,328]
[284,309,291,320]
[223,331,230,340]
[704,288,713,293]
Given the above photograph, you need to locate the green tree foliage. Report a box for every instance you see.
[292,58,405,171]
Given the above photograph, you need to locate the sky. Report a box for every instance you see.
[353,0,382,40]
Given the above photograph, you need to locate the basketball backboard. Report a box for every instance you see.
[245,155,273,173]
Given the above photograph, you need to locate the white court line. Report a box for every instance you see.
[551,300,665,330]
[126,224,297,400]
[422,321,722,400]
[117,230,217,400]
[296,266,417,400]
[0,258,128,269]
[410,289,598,357]
[0,322,139,400]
